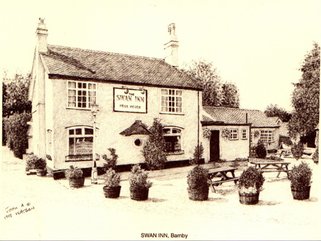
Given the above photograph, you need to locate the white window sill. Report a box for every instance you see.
[165,150,184,156]
[160,112,184,116]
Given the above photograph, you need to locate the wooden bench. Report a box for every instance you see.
[207,167,239,192]
[249,160,291,178]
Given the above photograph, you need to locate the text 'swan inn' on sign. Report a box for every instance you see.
[113,87,147,113]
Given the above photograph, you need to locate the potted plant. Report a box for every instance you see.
[103,168,121,198]
[289,162,312,200]
[65,165,85,188]
[35,158,47,176]
[129,165,152,201]
[187,165,209,201]
[25,154,38,175]
[238,166,265,205]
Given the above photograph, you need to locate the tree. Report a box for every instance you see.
[264,104,292,122]
[185,60,240,107]
[2,73,31,117]
[2,73,32,153]
[221,83,240,108]
[142,119,167,170]
[288,43,320,139]
[185,60,224,106]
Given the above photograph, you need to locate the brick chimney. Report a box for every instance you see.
[164,23,179,67]
[36,18,48,53]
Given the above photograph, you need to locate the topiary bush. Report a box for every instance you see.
[3,112,31,158]
[187,166,209,201]
[291,142,304,160]
[289,162,312,190]
[255,140,267,159]
[189,143,204,165]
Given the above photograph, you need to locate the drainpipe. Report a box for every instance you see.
[197,91,200,147]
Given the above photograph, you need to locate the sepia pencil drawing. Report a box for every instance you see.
[1,1,320,240]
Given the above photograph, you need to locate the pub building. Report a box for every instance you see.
[28,19,203,175]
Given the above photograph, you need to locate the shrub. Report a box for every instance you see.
[189,143,204,165]
[104,168,121,187]
[238,166,265,193]
[255,140,267,159]
[312,147,318,163]
[102,148,118,170]
[3,112,31,158]
[291,142,304,160]
[187,166,208,190]
[142,119,167,170]
[35,158,46,170]
[187,166,209,201]
[65,166,83,179]
[289,162,312,190]
[25,154,38,171]
[129,165,152,192]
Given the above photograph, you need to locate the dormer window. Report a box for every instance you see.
[67,81,96,109]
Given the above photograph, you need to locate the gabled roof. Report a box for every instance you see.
[40,45,201,90]
[119,120,151,136]
[203,106,280,128]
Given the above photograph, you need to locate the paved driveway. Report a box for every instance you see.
[1,147,321,240]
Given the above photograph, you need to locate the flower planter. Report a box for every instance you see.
[291,186,310,200]
[239,192,260,205]
[188,186,209,201]
[36,169,47,176]
[130,187,149,201]
[69,177,85,188]
[103,186,121,198]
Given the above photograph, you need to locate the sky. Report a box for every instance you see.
[1,0,320,111]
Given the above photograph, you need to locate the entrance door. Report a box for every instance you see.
[210,130,220,162]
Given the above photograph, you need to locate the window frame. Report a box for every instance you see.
[163,126,184,154]
[241,129,248,140]
[67,80,97,110]
[66,126,94,162]
[160,88,183,114]
[260,130,274,144]
[229,128,239,141]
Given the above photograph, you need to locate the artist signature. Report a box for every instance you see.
[3,202,35,219]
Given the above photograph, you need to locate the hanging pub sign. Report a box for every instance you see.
[113,87,147,113]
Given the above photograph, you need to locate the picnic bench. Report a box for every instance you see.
[207,167,239,192]
[249,160,291,178]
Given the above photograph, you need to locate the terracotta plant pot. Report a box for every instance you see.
[188,186,209,201]
[239,192,260,205]
[103,186,121,198]
[291,186,310,200]
[36,169,47,176]
[69,177,85,188]
[130,187,149,201]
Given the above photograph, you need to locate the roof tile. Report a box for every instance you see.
[41,45,201,90]
[203,106,280,127]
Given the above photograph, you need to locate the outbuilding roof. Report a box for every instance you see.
[40,45,201,90]
[203,106,280,128]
